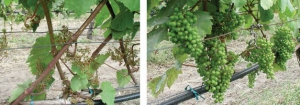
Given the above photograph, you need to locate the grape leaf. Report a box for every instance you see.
[147,27,168,58]
[280,0,295,13]
[147,16,169,27]
[100,82,115,105]
[110,9,134,31]
[260,0,274,10]
[259,4,274,22]
[172,47,188,64]
[19,0,30,9]
[4,0,12,6]
[31,23,39,32]
[103,29,111,38]
[172,47,188,70]
[31,92,46,101]
[115,0,139,12]
[147,0,161,17]
[231,0,247,8]
[116,69,131,87]
[64,0,97,17]
[8,79,32,103]
[90,53,110,70]
[71,64,87,79]
[193,10,213,35]
[26,34,53,75]
[244,14,254,28]
[71,75,88,91]
[101,18,111,29]
[273,63,285,72]
[148,75,166,97]
[94,5,110,28]
[156,0,187,17]
[186,0,198,7]
[111,28,132,40]
[131,22,140,39]
[166,67,182,88]
[109,0,120,14]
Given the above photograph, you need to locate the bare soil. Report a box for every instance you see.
[0,14,140,104]
[147,34,300,105]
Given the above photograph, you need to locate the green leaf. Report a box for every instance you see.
[71,75,88,91]
[31,93,46,101]
[231,0,247,8]
[172,47,188,70]
[19,0,30,9]
[95,5,110,28]
[273,63,285,72]
[147,27,168,58]
[131,22,140,39]
[186,0,198,7]
[156,0,187,17]
[4,0,12,6]
[147,0,161,17]
[71,64,87,78]
[148,75,166,97]
[116,69,131,87]
[166,68,182,88]
[90,53,110,70]
[260,0,274,10]
[101,18,112,29]
[111,10,134,31]
[31,23,39,32]
[172,47,188,64]
[193,10,213,35]
[103,29,111,38]
[8,79,32,103]
[111,29,132,40]
[280,0,295,13]
[65,0,97,17]
[259,4,274,22]
[155,74,166,93]
[26,34,53,75]
[115,0,139,12]
[147,16,169,27]
[100,82,115,105]
[244,14,254,28]
[109,0,120,14]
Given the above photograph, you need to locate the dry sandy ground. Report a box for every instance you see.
[0,14,140,104]
[147,34,300,105]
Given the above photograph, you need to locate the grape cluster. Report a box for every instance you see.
[210,10,244,40]
[243,38,275,79]
[166,7,204,58]
[247,69,258,88]
[196,39,236,103]
[272,27,295,70]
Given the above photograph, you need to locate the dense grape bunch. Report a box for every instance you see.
[165,7,204,57]
[272,27,295,70]
[244,38,275,79]
[196,39,237,103]
[210,10,244,39]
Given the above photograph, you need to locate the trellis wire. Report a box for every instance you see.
[147,19,299,53]
[0,27,102,34]
[0,40,140,51]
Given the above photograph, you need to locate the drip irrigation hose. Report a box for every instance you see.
[160,64,259,105]
[75,92,140,105]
